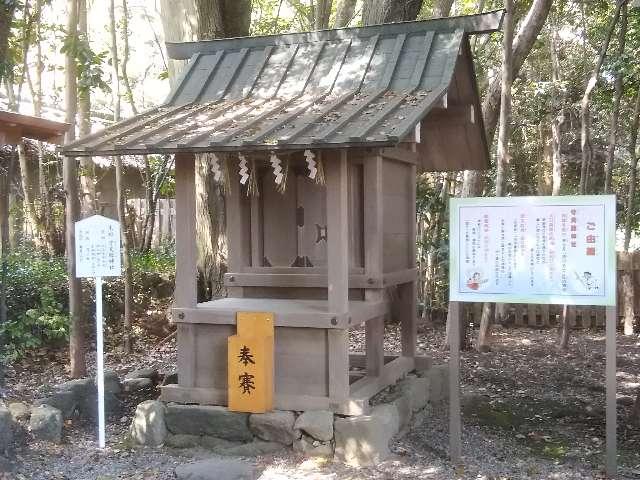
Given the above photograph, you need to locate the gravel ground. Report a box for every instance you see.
[3,325,640,479]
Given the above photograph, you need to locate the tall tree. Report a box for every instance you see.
[78,0,95,216]
[603,3,627,194]
[476,0,514,353]
[334,0,357,27]
[579,0,625,194]
[462,0,553,198]
[160,0,251,300]
[109,0,134,354]
[63,0,86,378]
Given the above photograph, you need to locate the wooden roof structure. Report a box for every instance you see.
[62,10,503,172]
[0,111,69,145]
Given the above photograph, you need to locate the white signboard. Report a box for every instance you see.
[74,214,122,450]
[75,215,121,278]
[449,195,616,306]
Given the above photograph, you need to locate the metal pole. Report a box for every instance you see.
[95,276,105,449]
[605,304,617,478]
[449,301,461,463]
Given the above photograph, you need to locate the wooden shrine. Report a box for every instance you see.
[62,11,502,414]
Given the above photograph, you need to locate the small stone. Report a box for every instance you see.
[103,370,122,395]
[249,411,295,445]
[33,391,78,419]
[175,458,256,480]
[166,404,252,442]
[29,405,62,443]
[125,367,159,381]
[0,406,14,453]
[7,402,30,422]
[293,410,333,442]
[123,378,154,393]
[293,434,333,457]
[55,378,93,396]
[129,400,167,447]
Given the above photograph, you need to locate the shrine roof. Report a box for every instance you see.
[62,10,503,157]
[0,111,69,145]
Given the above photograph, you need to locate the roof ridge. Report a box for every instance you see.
[166,9,504,60]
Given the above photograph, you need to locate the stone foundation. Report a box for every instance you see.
[130,362,449,467]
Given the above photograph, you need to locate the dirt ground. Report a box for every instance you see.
[3,325,640,480]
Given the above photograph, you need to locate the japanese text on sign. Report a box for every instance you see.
[449,196,616,306]
[75,215,121,278]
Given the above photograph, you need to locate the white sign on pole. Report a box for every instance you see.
[75,215,122,449]
[449,195,616,306]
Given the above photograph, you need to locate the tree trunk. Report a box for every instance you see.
[64,0,86,379]
[557,304,570,350]
[334,0,357,27]
[624,89,640,252]
[432,0,454,17]
[314,0,333,29]
[78,0,95,217]
[362,0,424,25]
[160,0,250,301]
[579,0,624,194]
[604,3,627,195]
[463,0,553,198]
[0,2,16,86]
[110,0,134,354]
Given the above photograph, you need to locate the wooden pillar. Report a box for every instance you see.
[326,150,349,403]
[606,304,617,478]
[400,162,417,358]
[174,153,197,388]
[227,159,251,296]
[363,154,384,376]
[449,300,462,464]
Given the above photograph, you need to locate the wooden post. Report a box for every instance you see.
[449,300,462,464]
[227,160,251,296]
[363,154,384,376]
[174,153,197,388]
[606,304,617,478]
[401,162,417,358]
[326,150,349,403]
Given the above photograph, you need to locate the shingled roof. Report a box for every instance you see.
[62,10,503,158]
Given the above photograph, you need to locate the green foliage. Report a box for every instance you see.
[131,244,176,276]
[60,30,110,95]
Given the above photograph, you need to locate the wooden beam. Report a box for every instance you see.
[380,147,418,165]
[224,272,382,288]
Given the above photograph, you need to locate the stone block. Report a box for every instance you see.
[165,404,253,442]
[175,458,257,480]
[125,367,159,381]
[29,405,62,443]
[293,410,333,442]
[398,376,429,413]
[8,402,30,422]
[123,378,154,393]
[427,363,449,405]
[129,400,167,447]
[33,391,78,420]
[392,393,412,431]
[220,440,284,457]
[334,407,396,467]
[249,410,295,445]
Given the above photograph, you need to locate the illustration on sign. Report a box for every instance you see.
[449,195,616,305]
[75,215,121,278]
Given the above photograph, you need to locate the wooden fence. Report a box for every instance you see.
[462,252,640,329]
[127,198,176,247]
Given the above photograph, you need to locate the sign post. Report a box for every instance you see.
[448,195,617,476]
[75,215,121,449]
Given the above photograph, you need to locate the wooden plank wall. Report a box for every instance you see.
[462,251,640,329]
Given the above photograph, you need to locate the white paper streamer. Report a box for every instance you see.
[304,149,317,180]
[270,152,284,185]
[238,154,249,185]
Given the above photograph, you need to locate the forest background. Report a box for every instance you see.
[0,0,639,378]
